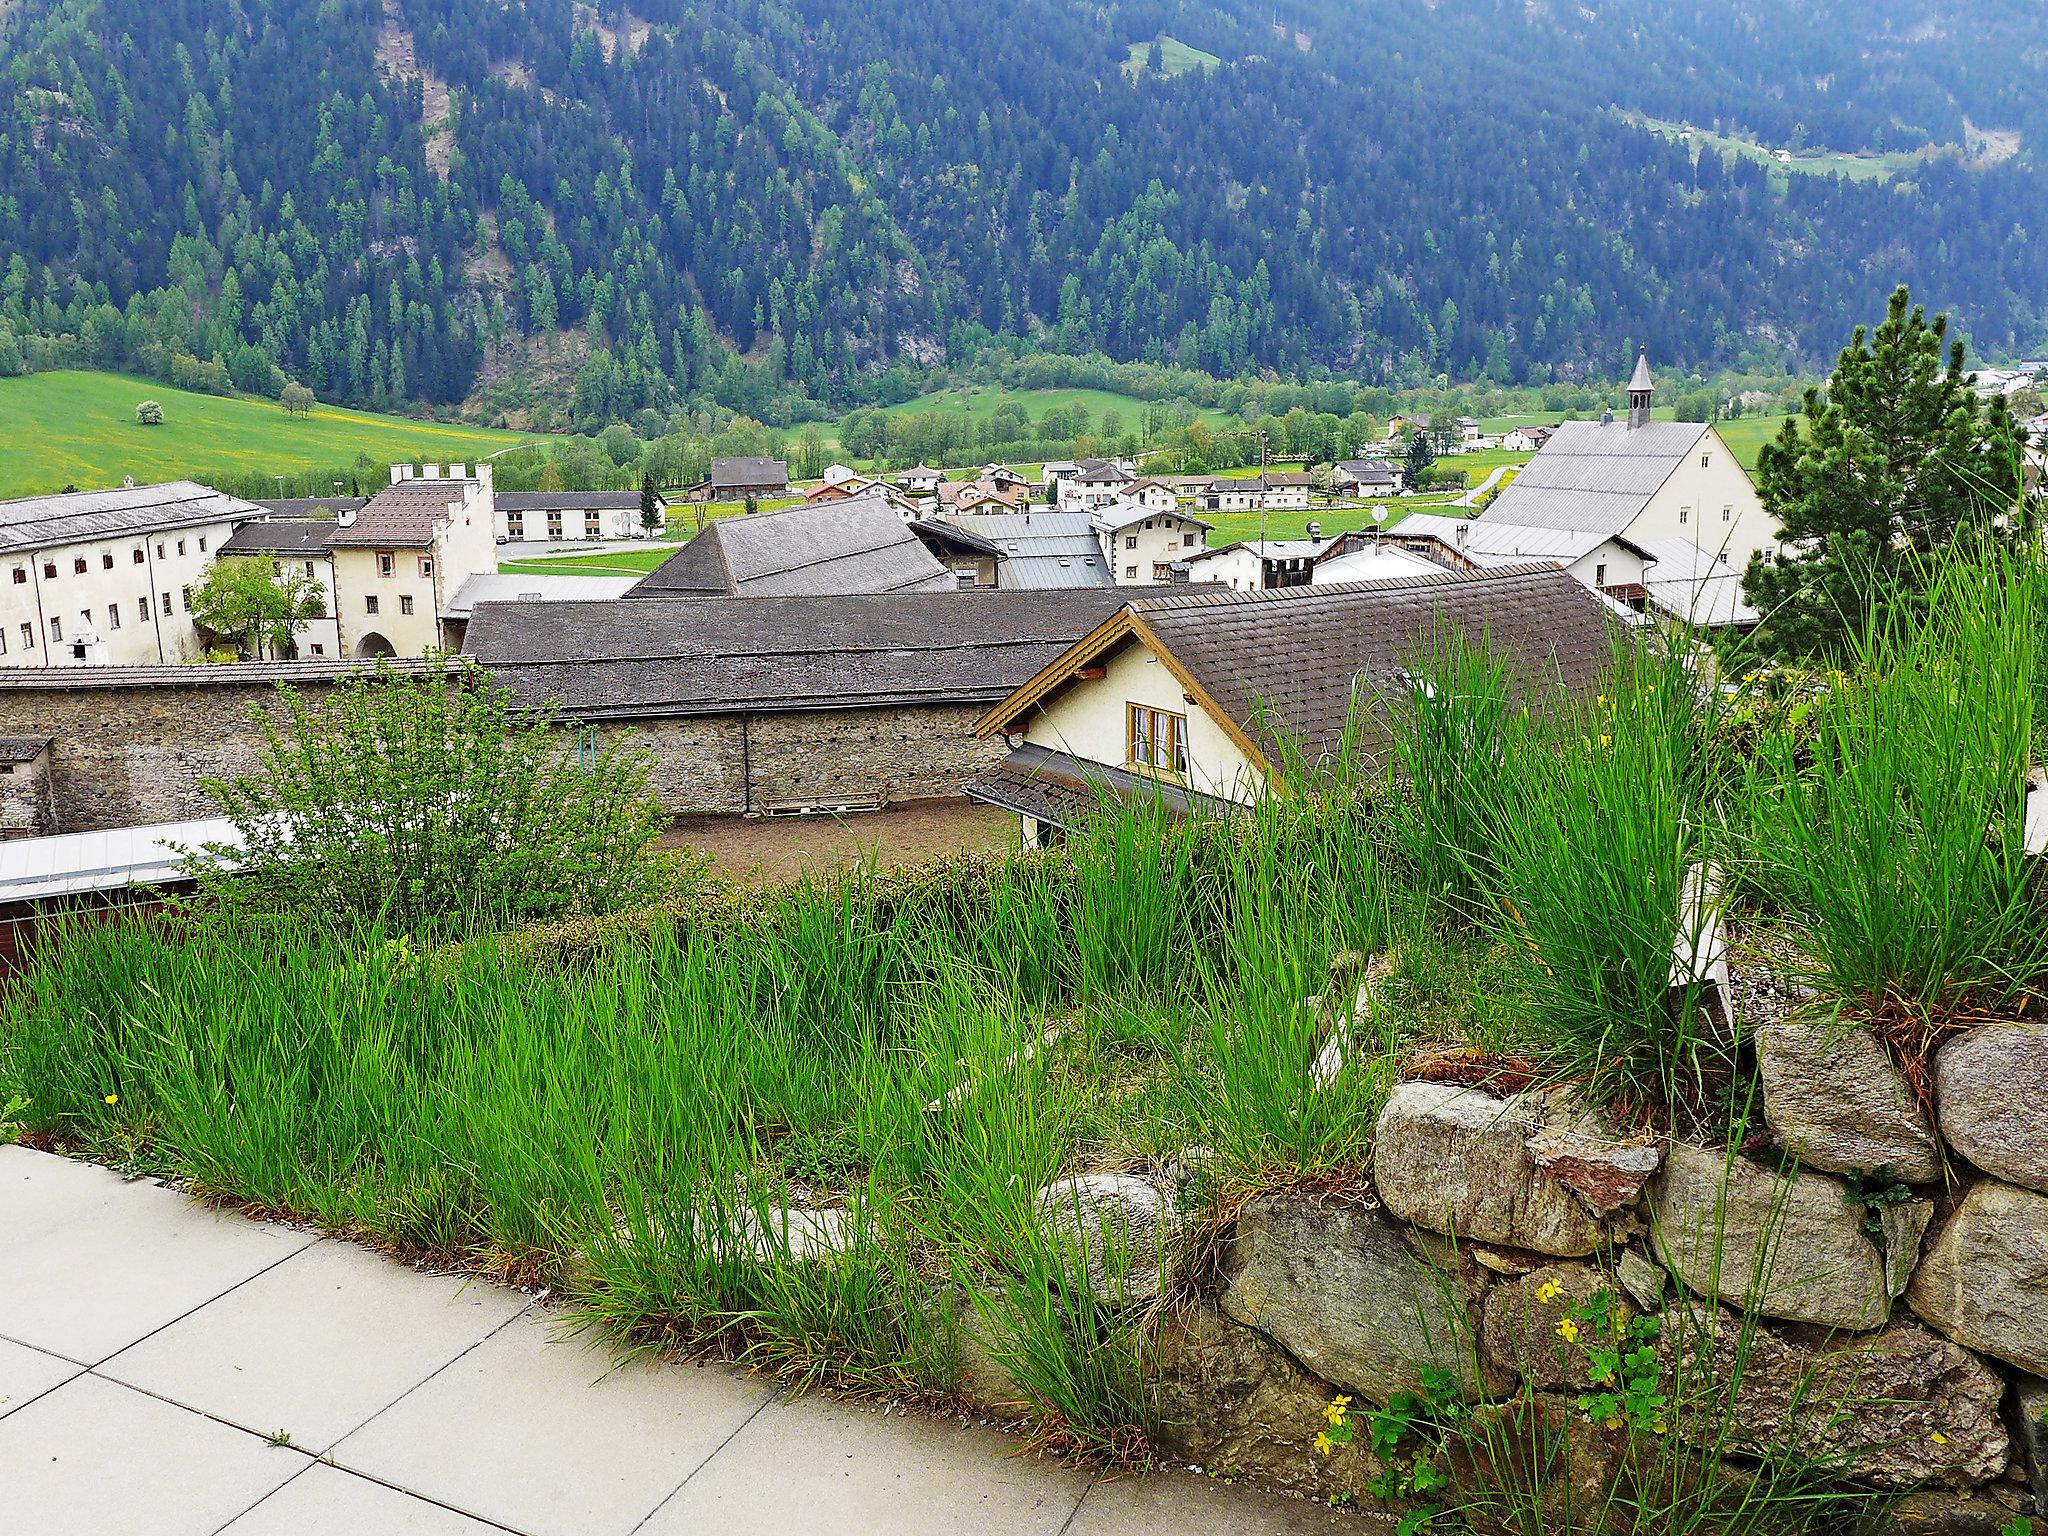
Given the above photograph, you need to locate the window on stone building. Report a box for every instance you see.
[10,566,23,584]
[378,552,395,576]
[418,556,433,578]
[139,597,150,622]
[73,557,87,574]
[19,623,32,650]
[133,547,145,564]
[48,616,61,641]
[400,595,414,615]
[42,561,55,579]
[366,595,380,615]
[107,604,121,630]
[162,590,174,614]
[176,539,186,556]
[102,552,114,569]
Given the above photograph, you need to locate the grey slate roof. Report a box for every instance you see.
[464,589,1129,719]
[909,519,1006,560]
[709,457,789,491]
[628,496,956,598]
[220,519,336,556]
[1394,512,1650,567]
[945,511,1113,589]
[0,736,51,764]
[1479,418,1711,536]
[967,742,1239,830]
[0,660,437,690]
[1125,565,1619,765]
[495,491,644,511]
[0,482,264,555]
[1629,352,1656,393]
[326,483,469,547]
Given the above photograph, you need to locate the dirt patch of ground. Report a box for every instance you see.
[661,798,1013,887]
[377,0,455,180]
[573,2,653,61]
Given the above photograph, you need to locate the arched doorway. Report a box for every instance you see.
[353,632,395,658]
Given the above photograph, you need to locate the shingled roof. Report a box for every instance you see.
[628,495,956,598]
[1479,418,1712,536]
[979,565,1620,770]
[220,518,337,556]
[464,589,1130,719]
[0,482,264,555]
[326,483,469,547]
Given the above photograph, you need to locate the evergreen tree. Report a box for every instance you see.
[1743,285,2027,657]
[640,470,661,533]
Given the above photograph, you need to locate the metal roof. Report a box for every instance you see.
[0,482,265,555]
[1480,419,1711,535]
[946,511,1114,589]
[1633,539,1761,628]
[0,817,243,906]
[1394,512,1636,565]
[441,572,639,621]
[220,518,336,556]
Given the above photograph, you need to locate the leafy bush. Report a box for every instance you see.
[189,660,674,936]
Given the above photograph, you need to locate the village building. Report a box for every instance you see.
[435,572,640,652]
[1498,426,1555,453]
[1391,511,1657,605]
[627,494,957,598]
[326,464,499,657]
[1183,536,1331,591]
[1329,461,1403,496]
[897,464,943,496]
[908,519,1007,588]
[1055,458,1136,511]
[1194,478,1262,514]
[967,566,1618,844]
[934,480,1027,514]
[682,457,790,502]
[1258,471,1314,510]
[494,489,655,543]
[980,465,1030,492]
[1127,478,1180,514]
[942,510,1114,589]
[464,589,1127,816]
[0,737,55,838]
[1090,500,1212,584]
[0,481,266,667]
[1475,355,1780,585]
[215,517,343,657]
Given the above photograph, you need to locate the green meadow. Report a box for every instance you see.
[874,385,1233,432]
[0,370,537,499]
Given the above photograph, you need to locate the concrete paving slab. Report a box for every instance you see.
[0,1334,81,1419]
[0,1145,314,1363]
[100,1238,532,1451]
[0,1371,304,1536]
[331,1307,773,1536]
[219,1462,509,1535]
[1063,1469,1386,1534]
[641,1394,1090,1536]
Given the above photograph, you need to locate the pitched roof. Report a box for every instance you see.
[1261,471,1315,488]
[0,482,264,555]
[1633,539,1760,629]
[908,518,1006,560]
[494,491,644,511]
[1071,459,1132,482]
[463,589,1130,719]
[979,566,1620,770]
[1479,418,1712,536]
[1334,461,1398,478]
[0,736,50,764]
[220,518,336,556]
[326,483,469,547]
[944,510,1114,589]
[1395,512,1652,566]
[1629,352,1656,393]
[627,495,955,598]
[966,742,1238,830]
[709,457,789,490]
[1089,501,1211,534]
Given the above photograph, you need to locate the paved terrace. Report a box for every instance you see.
[0,1146,1367,1535]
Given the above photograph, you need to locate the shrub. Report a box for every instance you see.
[187,660,674,936]
[134,398,164,425]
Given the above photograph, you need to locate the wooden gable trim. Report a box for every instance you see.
[973,609,1140,738]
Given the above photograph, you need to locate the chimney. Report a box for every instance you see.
[338,503,358,528]
[1307,520,1322,544]
[1600,408,1614,426]
[1455,522,1469,548]
[390,464,408,485]
[424,463,443,480]
[1626,351,1655,431]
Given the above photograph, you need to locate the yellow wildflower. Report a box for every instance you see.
[1534,1278,1563,1304]
[1598,733,1612,748]
[1605,1415,1624,1431]
[1314,1431,1334,1457]
[103,1093,118,1106]
[1324,1395,1351,1425]
[1556,1318,1580,1344]
[1930,1431,1949,1445]
[1651,1419,1669,1436]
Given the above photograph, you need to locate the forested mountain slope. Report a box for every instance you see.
[1,0,2041,420]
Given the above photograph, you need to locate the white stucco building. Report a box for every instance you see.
[1090,500,1211,584]
[0,482,265,666]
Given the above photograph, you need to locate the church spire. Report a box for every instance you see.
[1626,351,1654,430]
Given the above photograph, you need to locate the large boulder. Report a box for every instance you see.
[1756,1015,1940,1183]
[1908,1180,2048,1377]
[1936,1025,2048,1195]
[1666,1311,2009,1490]
[1152,1304,1398,1510]
[1034,1172,1177,1303]
[1649,1141,1890,1330]
[1220,1192,1504,1402]
[1373,1082,1642,1256]
[2015,1376,2048,1517]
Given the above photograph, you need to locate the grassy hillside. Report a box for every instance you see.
[874,385,1233,432]
[0,370,538,499]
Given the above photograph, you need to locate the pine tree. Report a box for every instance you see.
[1743,285,2027,657]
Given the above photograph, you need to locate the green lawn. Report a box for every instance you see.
[874,385,1233,433]
[1121,35,1222,78]
[499,546,677,577]
[0,369,540,499]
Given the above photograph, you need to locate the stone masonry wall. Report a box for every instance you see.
[0,675,1006,832]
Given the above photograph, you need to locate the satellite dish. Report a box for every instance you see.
[1372,505,1387,525]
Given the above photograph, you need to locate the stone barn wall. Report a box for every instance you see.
[0,666,1006,833]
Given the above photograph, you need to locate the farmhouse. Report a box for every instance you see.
[897,464,943,495]
[968,565,1618,843]
[627,494,956,598]
[465,588,1128,816]
[1393,512,1656,604]
[1090,500,1211,584]
[0,482,265,667]
[1055,458,1136,511]
[907,519,1006,588]
[935,480,1027,514]
[495,489,655,543]
[1329,461,1402,495]
[683,457,790,502]
[1478,355,1779,575]
[1258,471,1314,510]
[1183,535,1330,591]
